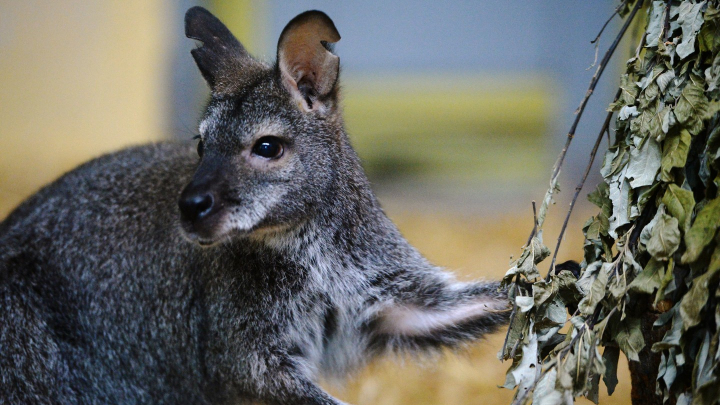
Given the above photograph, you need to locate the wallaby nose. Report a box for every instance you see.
[179,193,215,222]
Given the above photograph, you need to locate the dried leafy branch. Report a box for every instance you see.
[500,1,720,404]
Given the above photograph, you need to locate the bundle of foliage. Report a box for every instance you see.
[500,1,720,404]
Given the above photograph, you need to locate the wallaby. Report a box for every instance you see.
[0,7,510,405]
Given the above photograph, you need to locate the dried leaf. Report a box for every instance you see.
[658,350,678,394]
[682,196,720,263]
[576,262,600,295]
[504,231,551,285]
[626,137,662,188]
[705,53,720,99]
[653,307,683,351]
[602,346,620,396]
[655,258,676,305]
[537,177,559,228]
[676,392,692,405]
[641,206,664,247]
[658,69,676,93]
[661,128,692,182]
[674,75,709,135]
[533,368,562,405]
[661,107,678,137]
[628,258,665,294]
[517,295,535,313]
[699,3,720,54]
[645,1,666,48]
[499,310,529,361]
[647,213,682,260]
[676,1,707,60]
[691,330,720,403]
[609,74,640,111]
[584,216,603,241]
[661,184,696,232]
[608,174,631,239]
[532,280,556,309]
[543,297,569,327]
[679,265,720,330]
[587,373,601,404]
[619,105,639,120]
[503,324,539,392]
[637,183,660,217]
[631,100,664,140]
[615,316,645,362]
[637,65,666,90]
[578,263,612,315]
[504,3,720,402]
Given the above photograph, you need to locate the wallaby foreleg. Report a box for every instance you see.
[251,352,348,405]
[368,275,510,354]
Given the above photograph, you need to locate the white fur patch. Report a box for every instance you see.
[223,190,284,234]
[377,298,503,336]
[198,103,226,135]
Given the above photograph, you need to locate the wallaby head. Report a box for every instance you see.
[179,7,348,246]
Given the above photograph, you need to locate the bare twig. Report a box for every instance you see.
[588,43,601,71]
[525,201,539,246]
[549,0,643,187]
[548,88,622,275]
[590,0,629,44]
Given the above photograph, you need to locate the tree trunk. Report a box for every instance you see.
[628,296,670,405]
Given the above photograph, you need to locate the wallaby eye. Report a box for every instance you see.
[251,136,284,159]
[193,135,204,158]
[197,140,204,158]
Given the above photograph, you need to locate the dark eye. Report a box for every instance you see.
[193,135,204,158]
[251,136,284,159]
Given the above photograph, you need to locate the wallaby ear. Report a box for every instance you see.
[185,6,260,94]
[277,11,341,112]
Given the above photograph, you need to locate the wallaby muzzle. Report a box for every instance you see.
[178,158,226,242]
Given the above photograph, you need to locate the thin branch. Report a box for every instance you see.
[590,0,629,44]
[588,42,601,71]
[548,88,622,275]
[525,201,539,246]
[549,0,643,187]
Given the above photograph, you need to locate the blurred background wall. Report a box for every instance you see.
[0,1,636,403]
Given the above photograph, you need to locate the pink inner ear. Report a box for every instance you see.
[278,13,340,101]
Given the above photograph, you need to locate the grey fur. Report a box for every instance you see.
[0,8,509,405]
